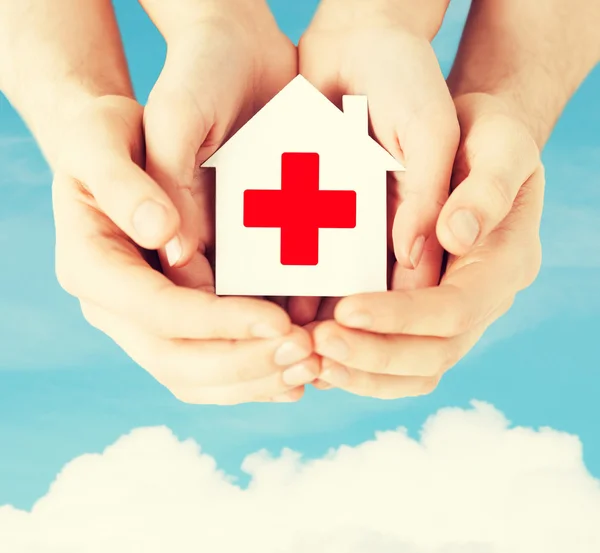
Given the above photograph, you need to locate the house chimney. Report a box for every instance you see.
[342,95,369,135]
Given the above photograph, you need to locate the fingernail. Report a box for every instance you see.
[165,236,183,267]
[409,235,426,269]
[133,200,168,242]
[343,311,373,330]
[251,323,284,339]
[274,342,311,366]
[321,363,350,386]
[448,209,480,247]
[283,362,316,386]
[318,336,350,362]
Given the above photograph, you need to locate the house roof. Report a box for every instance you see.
[202,75,404,172]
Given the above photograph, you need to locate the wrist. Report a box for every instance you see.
[448,75,555,149]
[6,78,132,168]
[308,0,450,41]
[141,0,276,40]
[449,0,600,149]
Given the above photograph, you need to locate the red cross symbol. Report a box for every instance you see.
[243,153,357,266]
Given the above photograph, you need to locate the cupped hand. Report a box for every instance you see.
[312,93,543,398]
[292,0,460,324]
[140,0,298,271]
[52,95,318,405]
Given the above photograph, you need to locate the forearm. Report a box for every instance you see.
[309,0,451,41]
[448,0,600,148]
[0,0,132,166]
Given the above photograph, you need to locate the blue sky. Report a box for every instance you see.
[0,0,599,512]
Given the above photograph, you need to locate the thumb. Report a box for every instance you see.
[437,111,540,256]
[59,96,181,252]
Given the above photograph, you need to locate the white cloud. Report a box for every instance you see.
[1,402,599,552]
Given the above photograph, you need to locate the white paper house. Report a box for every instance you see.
[202,75,404,298]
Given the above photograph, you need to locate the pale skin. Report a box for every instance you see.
[0,0,319,405]
[290,0,458,324]
[1,0,599,403]
[311,0,600,395]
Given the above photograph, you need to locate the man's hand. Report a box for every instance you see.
[53,96,318,405]
[312,94,543,398]
[293,0,459,324]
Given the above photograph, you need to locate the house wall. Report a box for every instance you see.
[213,109,389,296]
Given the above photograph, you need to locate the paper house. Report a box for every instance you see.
[202,75,404,297]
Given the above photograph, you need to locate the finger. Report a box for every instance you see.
[175,375,309,406]
[313,321,453,377]
[437,105,540,256]
[81,302,319,390]
[161,247,216,293]
[53,174,291,340]
[319,359,437,400]
[390,233,444,291]
[336,167,545,338]
[318,299,514,398]
[143,32,250,267]
[334,246,522,338]
[270,387,307,403]
[59,96,181,251]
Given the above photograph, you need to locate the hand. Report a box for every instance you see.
[292,0,460,324]
[312,93,543,398]
[53,95,318,405]
[141,0,298,271]
[137,1,320,398]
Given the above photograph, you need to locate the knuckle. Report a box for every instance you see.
[485,172,515,217]
[375,337,397,375]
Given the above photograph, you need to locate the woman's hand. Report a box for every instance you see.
[312,93,543,398]
[293,0,459,324]
[53,96,319,405]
